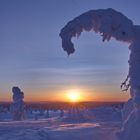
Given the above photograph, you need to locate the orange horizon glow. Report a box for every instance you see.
[0,88,129,103]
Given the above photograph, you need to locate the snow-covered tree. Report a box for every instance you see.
[32,110,40,120]
[10,86,25,120]
[60,8,140,140]
[60,109,64,117]
[44,109,50,118]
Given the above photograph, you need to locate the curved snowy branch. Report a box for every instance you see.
[60,8,134,55]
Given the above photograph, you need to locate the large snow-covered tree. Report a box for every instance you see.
[60,8,140,140]
[10,86,25,120]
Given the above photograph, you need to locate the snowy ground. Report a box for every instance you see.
[0,106,122,140]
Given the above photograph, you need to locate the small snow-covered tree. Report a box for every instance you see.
[60,8,140,140]
[60,109,64,117]
[32,110,40,120]
[44,109,50,118]
[10,86,25,120]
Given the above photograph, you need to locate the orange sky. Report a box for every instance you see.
[0,88,129,102]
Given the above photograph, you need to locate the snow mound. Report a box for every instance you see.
[0,128,49,140]
[91,106,122,122]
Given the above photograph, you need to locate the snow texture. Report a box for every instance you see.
[10,87,25,120]
[0,106,120,140]
[60,8,140,140]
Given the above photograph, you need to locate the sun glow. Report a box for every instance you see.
[67,90,81,102]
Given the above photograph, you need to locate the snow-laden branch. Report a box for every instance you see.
[60,8,134,55]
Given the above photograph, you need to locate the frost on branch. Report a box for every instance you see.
[120,75,130,91]
[60,8,140,140]
[10,86,25,120]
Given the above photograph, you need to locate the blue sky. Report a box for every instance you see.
[0,0,140,101]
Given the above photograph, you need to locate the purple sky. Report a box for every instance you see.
[0,0,140,101]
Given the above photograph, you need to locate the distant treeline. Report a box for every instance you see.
[0,101,124,110]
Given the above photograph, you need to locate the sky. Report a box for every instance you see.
[0,0,140,102]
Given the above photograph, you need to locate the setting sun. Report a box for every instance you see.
[67,90,81,102]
